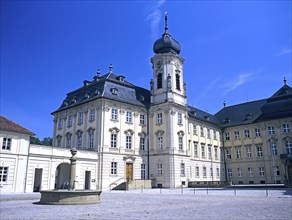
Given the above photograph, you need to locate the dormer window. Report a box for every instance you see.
[116,76,125,82]
[246,114,252,120]
[84,93,90,99]
[110,88,118,95]
[140,95,145,102]
[63,100,68,106]
[72,97,77,104]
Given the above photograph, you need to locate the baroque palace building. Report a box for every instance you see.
[1,15,291,193]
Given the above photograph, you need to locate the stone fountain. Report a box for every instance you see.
[37,148,102,205]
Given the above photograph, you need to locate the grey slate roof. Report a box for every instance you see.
[215,84,292,128]
[52,73,150,114]
[188,106,220,126]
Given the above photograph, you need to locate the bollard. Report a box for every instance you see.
[181,185,183,194]
[265,184,268,197]
[194,188,195,194]
[234,184,236,196]
[160,187,162,194]
[141,185,143,194]
[206,187,209,195]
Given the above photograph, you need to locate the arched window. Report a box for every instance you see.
[157,73,162,89]
[176,73,180,90]
[287,140,292,154]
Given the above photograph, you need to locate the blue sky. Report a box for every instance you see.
[1,0,291,139]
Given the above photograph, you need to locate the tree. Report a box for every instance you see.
[30,136,42,145]
[42,137,53,146]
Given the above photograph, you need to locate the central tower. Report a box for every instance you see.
[150,13,186,106]
[149,13,189,188]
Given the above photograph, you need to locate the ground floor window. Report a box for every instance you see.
[0,166,8,182]
[157,163,163,176]
[111,162,117,175]
[141,164,146,179]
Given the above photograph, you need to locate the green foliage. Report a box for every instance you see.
[30,136,52,146]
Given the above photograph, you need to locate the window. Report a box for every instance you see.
[236,148,241,159]
[216,167,220,178]
[77,132,82,149]
[196,166,199,177]
[126,135,132,149]
[193,124,197,135]
[268,126,275,135]
[201,144,205,158]
[255,128,261,137]
[257,145,263,157]
[213,131,217,140]
[225,132,230,140]
[89,109,95,121]
[58,118,63,129]
[286,141,292,154]
[126,111,132,123]
[140,137,145,151]
[176,73,180,90]
[66,134,71,148]
[2,138,11,150]
[226,148,231,159]
[275,166,280,176]
[78,112,83,124]
[227,168,232,177]
[237,168,243,177]
[210,168,213,177]
[180,163,185,176]
[158,136,163,150]
[200,127,204,137]
[67,115,73,127]
[203,167,207,177]
[283,124,290,133]
[178,137,183,150]
[111,162,117,175]
[157,113,163,124]
[111,108,118,120]
[141,164,146,179]
[271,142,277,156]
[157,163,163,176]
[0,167,8,182]
[214,147,218,160]
[259,166,265,176]
[140,114,145,125]
[208,145,212,159]
[246,146,252,158]
[177,113,182,125]
[205,129,210,139]
[194,142,198,157]
[234,131,240,140]
[89,133,94,149]
[111,134,117,148]
[248,167,253,177]
[110,88,118,95]
[244,129,250,138]
[157,73,162,89]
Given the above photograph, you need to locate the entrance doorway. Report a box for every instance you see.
[126,163,133,182]
[85,171,91,190]
[33,168,42,192]
[55,163,70,189]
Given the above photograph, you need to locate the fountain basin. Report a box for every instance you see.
[37,190,102,205]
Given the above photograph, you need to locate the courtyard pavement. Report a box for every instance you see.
[1,188,291,220]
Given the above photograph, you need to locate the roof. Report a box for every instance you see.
[188,105,220,126]
[215,84,292,127]
[0,116,34,135]
[52,72,151,114]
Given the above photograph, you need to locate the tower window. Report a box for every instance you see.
[176,73,180,90]
[157,73,162,89]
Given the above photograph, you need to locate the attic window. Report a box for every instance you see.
[190,110,196,116]
[84,93,90,99]
[140,95,145,101]
[110,88,118,95]
[223,118,231,124]
[204,115,210,120]
[94,89,100,95]
[63,100,68,106]
[246,114,252,120]
[116,76,125,82]
[83,80,90,86]
[72,97,77,104]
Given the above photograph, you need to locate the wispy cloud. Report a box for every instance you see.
[275,46,292,56]
[146,0,166,39]
[221,73,253,94]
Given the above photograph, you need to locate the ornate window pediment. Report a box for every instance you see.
[138,132,147,138]
[177,130,185,137]
[124,129,134,135]
[65,132,72,138]
[155,130,164,136]
[87,127,95,134]
[76,129,83,135]
[109,127,120,134]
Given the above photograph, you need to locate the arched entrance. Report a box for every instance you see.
[55,163,70,189]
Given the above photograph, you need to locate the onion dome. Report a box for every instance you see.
[153,12,181,55]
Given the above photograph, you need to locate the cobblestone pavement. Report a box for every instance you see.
[1,188,291,220]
